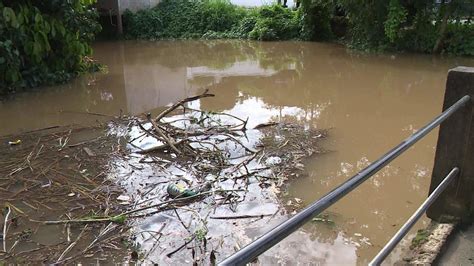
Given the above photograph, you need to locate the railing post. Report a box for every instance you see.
[427,66,474,222]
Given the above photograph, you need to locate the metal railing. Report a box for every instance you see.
[369,167,459,265]
[219,95,471,266]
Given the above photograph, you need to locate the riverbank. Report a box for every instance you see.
[119,0,473,56]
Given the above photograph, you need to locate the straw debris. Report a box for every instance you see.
[0,90,326,264]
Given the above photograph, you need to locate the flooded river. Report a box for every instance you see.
[1,40,473,264]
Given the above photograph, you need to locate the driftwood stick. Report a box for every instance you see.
[155,89,215,122]
[223,133,258,153]
[253,122,279,129]
[56,223,117,264]
[35,189,246,225]
[209,213,274,220]
[128,189,246,216]
[166,235,196,258]
[2,206,11,253]
[183,106,247,124]
[60,110,115,118]
[137,139,186,154]
[57,225,88,262]
[146,114,181,154]
[34,216,117,225]
[68,136,103,148]
[142,223,167,260]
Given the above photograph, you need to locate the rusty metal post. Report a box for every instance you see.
[427,66,474,222]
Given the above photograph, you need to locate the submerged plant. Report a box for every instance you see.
[194,227,208,242]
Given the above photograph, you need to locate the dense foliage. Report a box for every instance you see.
[0,0,101,95]
[124,0,309,41]
[124,0,473,55]
[299,0,333,40]
[337,0,474,55]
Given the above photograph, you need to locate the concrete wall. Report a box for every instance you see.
[97,0,161,14]
[119,0,161,13]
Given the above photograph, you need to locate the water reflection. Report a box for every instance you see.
[1,39,473,264]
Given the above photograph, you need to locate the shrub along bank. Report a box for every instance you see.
[0,0,101,95]
[123,0,321,41]
[339,0,474,55]
[123,0,474,56]
[1,0,472,95]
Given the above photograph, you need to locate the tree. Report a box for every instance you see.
[329,0,474,54]
[0,0,101,94]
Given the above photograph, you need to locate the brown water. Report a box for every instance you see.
[1,40,473,264]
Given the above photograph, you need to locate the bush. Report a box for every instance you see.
[337,0,474,55]
[124,0,310,41]
[0,0,101,95]
[248,5,301,41]
[396,15,438,53]
[444,23,474,56]
[124,0,246,39]
[299,0,333,41]
[394,16,474,55]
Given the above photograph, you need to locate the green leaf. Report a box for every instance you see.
[0,57,5,64]
[38,31,50,51]
[34,13,42,24]
[3,7,15,23]
[58,24,66,36]
[110,214,126,224]
[78,43,85,55]
[11,19,20,29]
[24,42,34,55]
[17,12,24,25]
[6,68,19,83]
[51,24,56,38]
[33,42,42,58]
[43,20,51,35]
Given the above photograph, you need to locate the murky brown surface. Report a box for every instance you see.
[1,40,473,264]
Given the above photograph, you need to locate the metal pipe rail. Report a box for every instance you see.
[369,167,460,265]
[219,95,471,266]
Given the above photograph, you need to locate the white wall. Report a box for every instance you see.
[119,0,161,13]
[230,0,296,7]
[97,0,161,14]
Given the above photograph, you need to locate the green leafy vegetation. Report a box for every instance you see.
[124,0,310,41]
[410,229,430,249]
[124,0,473,56]
[311,213,336,226]
[2,0,471,96]
[123,0,245,39]
[299,0,333,40]
[194,227,208,241]
[337,0,474,55]
[0,0,101,95]
[247,5,301,41]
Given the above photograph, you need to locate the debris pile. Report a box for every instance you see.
[0,90,327,264]
[0,125,131,263]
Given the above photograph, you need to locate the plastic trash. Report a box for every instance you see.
[8,139,21,145]
[167,183,197,198]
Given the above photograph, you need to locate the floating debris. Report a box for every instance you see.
[7,139,21,145]
[0,90,327,264]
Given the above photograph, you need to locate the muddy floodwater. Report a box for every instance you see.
[1,40,473,264]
